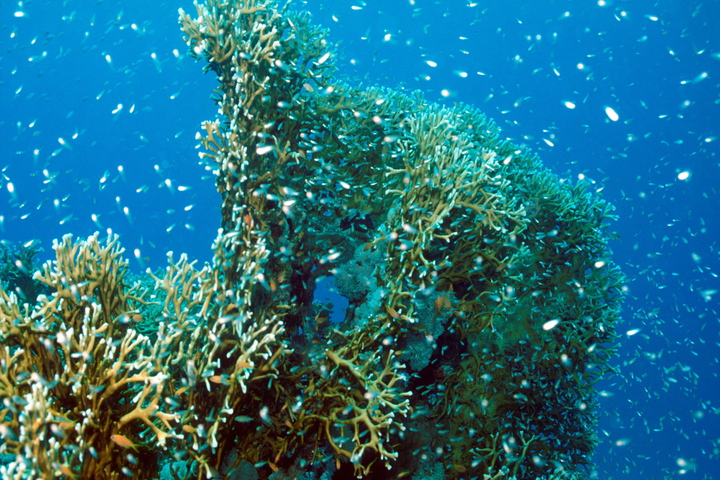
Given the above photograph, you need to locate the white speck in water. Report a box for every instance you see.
[605,106,619,121]
[677,171,690,181]
[542,319,560,331]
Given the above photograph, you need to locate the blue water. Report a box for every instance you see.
[1,0,719,478]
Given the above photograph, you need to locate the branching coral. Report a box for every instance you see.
[0,233,178,479]
[177,0,623,476]
[0,241,49,303]
[0,1,623,479]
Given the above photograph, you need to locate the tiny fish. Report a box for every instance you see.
[110,434,137,451]
[317,52,330,65]
[59,464,76,479]
[434,296,444,313]
[175,386,190,395]
[209,375,230,386]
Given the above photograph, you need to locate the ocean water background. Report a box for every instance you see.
[1,0,718,478]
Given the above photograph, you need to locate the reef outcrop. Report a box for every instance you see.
[0,1,623,479]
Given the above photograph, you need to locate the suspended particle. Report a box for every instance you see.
[676,457,697,473]
[58,137,72,150]
[316,52,331,65]
[259,406,271,423]
[700,289,716,302]
[604,106,619,121]
[281,200,295,216]
[691,72,708,83]
[91,213,103,229]
[123,206,133,224]
[151,52,163,72]
[542,319,560,331]
[6,181,16,196]
[133,248,146,269]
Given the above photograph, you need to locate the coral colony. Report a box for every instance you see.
[0,1,623,479]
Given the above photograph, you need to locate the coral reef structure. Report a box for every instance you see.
[0,241,48,303]
[0,1,623,479]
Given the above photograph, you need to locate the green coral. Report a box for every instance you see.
[180,0,624,476]
[0,240,49,302]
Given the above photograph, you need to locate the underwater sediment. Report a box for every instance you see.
[0,1,624,479]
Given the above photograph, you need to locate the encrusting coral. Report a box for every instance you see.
[0,0,624,479]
